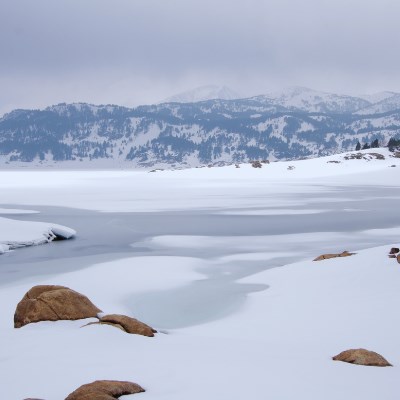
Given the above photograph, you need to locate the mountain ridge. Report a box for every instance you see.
[1,87,400,168]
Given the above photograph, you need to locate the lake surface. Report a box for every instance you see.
[1,184,400,328]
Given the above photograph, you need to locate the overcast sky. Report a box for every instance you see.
[1,0,400,115]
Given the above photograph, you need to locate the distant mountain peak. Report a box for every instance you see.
[251,86,370,113]
[162,85,242,103]
[357,91,398,104]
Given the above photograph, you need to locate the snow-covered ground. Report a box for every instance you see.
[1,148,400,399]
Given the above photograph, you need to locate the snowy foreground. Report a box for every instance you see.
[1,148,400,399]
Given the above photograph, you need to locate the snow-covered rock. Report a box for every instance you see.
[0,216,76,252]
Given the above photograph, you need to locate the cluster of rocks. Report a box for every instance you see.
[250,160,269,168]
[14,285,156,336]
[388,247,400,263]
[17,286,154,398]
[343,152,385,160]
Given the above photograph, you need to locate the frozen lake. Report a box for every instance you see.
[2,184,400,328]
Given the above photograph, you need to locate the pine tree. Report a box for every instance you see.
[355,141,361,151]
[371,139,379,148]
[362,142,370,150]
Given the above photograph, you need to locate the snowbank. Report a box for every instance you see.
[0,216,76,252]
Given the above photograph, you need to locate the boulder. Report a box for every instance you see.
[332,348,392,367]
[397,254,400,264]
[99,314,156,337]
[14,285,102,328]
[251,160,262,168]
[65,380,145,400]
[390,247,399,254]
[313,251,355,261]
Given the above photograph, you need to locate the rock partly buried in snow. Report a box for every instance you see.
[14,285,102,328]
[0,243,10,254]
[97,314,157,337]
[332,349,392,367]
[65,380,145,400]
[49,224,76,240]
[313,250,355,261]
[389,247,399,254]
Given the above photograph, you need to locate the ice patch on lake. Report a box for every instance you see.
[0,208,40,214]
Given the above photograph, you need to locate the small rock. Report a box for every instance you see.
[99,314,156,337]
[251,160,262,168]
[65,380,145,400]
[388,254,396,258]
[313,251,355,261]
[14,285,102,328]
[390,247,399,254]
[332,348,392,367]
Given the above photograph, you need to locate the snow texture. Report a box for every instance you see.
[0,148,399,399]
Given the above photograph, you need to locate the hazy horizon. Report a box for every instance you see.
[2,0,400,115]
[1,83,400,116]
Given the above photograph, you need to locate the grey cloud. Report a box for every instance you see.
[1,0,400,114]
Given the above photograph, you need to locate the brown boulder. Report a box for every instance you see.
[313,251,355,261]
[65,380,145,400]
[332,348,392,367]
[389,247,399,254]
[14,285,102,328]
[99,314,156,337]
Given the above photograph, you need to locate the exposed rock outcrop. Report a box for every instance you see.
[65,380,145,400]
[84,314,156,337]
[332,348,392,367]
[14,285,102,328]
[313,251,355,261]
[251,160,262,168]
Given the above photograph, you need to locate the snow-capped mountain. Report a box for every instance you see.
[163,85,242,103]
[355,93,400,115]
[357,91,397,104]
[1,88,400,168]
[253,86,370,113]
